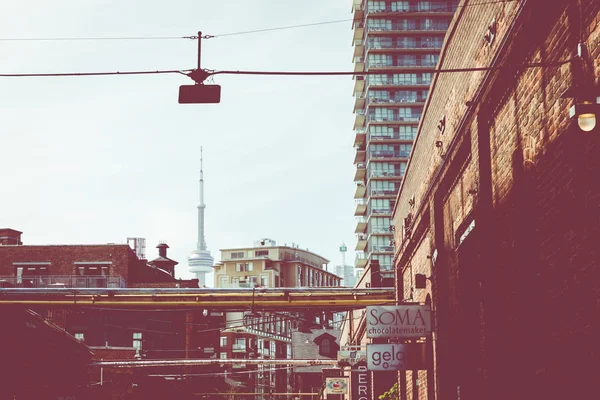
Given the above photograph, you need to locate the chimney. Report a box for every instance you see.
[0,229,23,245]
[157,243,169,258]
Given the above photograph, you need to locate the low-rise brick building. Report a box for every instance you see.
[391,0,599,399]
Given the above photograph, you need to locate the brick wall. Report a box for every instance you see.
[392,0,600,399]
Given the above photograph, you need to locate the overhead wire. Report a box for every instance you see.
[0,0,519,43]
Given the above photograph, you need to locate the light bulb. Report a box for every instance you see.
[578,113,596,132]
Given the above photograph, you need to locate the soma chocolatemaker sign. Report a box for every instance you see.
[366,305,432,338]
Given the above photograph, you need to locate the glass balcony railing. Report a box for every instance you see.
[369,150,411,158]
[370,170,402,178]
[367,115,421,123]
[365,58,439,69]
[366,5,457,14]
[0,275,126,288]
[366,24,450,33]
[371,188,399,196]
[371,208,393,214]
[372,245,395,252]
[368,132,416,141]
[371,226,392,234]
[367,96,427,106]
[366,77,432,86]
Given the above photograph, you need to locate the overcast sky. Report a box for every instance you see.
[1,0,357,283]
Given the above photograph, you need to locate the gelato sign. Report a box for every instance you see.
[367,344,427,371]
[366,305,432,338]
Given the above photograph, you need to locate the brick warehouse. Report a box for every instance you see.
[0,229,226,399]
[391,1,599,400]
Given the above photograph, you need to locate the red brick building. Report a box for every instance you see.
[392,1,599,399]
[0,229,224,398]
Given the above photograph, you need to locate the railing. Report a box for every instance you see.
[372,245,395,252]
[366,77,432,86]
[371,226,391,234]
[367,115,421,123]
[370,170,401,178]
[232,344,247,351]
[371,208,393,214]
[0,275,126,288]
[366,24,450,33]
[372,189,398,196]
[366,59,439,69]
[367,96,427,106]
[369,132,415,141]
[355,217,368,224]
[366,5,457,14]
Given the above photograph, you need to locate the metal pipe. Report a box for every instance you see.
[92,358,338,368]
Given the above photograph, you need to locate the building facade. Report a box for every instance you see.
[391,0,600,399]
[0,229,224,397]
[213,239,342,398]
[352,0,458,280]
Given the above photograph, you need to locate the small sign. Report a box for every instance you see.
[325,377,349,395]
[366,305,432,338]
[351,361,371,400]
[366,344,427,371]
[337,350,367,365]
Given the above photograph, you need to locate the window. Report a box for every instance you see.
[236,262,253,272]
[255,250,269,257]
[260,275,269,287]
[74,333,85,342]
[321,338,331,355]
[220,352,227,359]
[231,251,245,259]
[234,338,246,350]
[133,332,142,350]
[231,277,240,287]
[220,336,227,347]
[219,276,229,288]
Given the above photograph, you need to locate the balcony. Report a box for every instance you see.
[353,39,365,58]
[354,164,367,183]
[366,96,427,107]
[354,149,367,164]
[369,170,402,178]
[354,199,367,216]
[354,184,367,199]
[365,5,456,16]
[355,233,368,251]
[368,132,415,141]
[366,41,443,51]
[354,130,366,148]
[354,109,367,129]
[371,226,392,234]
[355,217,368,234]
[367,115,421,124]
[365,59,439,70]
[371,208,393,215]
[371,245,395,253]
[371,188,399,196]
[365,24,450,35]
[355,252,368,269]
[369,150,411,159]
[0,275,126,288]
[366,77,432,89]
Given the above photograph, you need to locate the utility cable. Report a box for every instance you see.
[0,0,519,43]
[0,58,574,80]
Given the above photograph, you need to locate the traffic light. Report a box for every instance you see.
[178,84,221,104]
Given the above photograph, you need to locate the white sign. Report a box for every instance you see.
[325,377,349,395]
[366,344,426,371]
[366,305,432,338]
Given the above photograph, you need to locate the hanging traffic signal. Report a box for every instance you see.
[178,84,221,104]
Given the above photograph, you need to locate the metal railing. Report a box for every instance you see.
[367,115,421,123]
[371,189,398,196]
[367,96,427,106]
[370,170,402,178]
[366,59,439,69]
[368,132,415,141]
[366,24,450,33]
[0,275,126,288]
[366,5,457,14]
[372,245,395,252]
[366,77,432,86]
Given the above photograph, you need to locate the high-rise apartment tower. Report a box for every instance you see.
[351,0,458,279]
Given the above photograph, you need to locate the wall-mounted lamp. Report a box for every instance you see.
[484,18,497,45]
[435,140,443,148]
[562,42,600,132]
[437,115,446,134]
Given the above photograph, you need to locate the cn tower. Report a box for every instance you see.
[187,147,214,286]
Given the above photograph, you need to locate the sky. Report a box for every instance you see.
[0,0,358,283]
